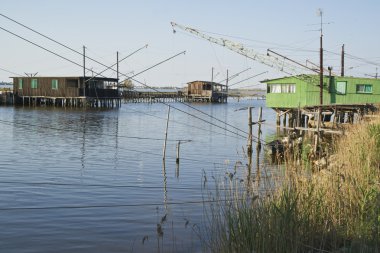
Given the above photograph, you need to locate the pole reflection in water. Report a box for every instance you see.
[81,114,87,173]
[256,142,262,192]
[162,159,168,211]
[175,161,180,178]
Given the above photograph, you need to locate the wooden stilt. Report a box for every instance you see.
[282,113,287,128]
[276,110,280,127]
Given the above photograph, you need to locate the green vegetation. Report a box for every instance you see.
[203,118,380,252]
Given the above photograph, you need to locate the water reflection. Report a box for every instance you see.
[81,113,87,173]
[0,99,277,252]
[162,159,168,211]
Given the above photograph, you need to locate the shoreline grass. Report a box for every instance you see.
[202,118,380,252]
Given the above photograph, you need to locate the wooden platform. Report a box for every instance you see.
[273,103,378,130]
[15,95,121,108]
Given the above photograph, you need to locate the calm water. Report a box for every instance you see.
[0,98,276,253]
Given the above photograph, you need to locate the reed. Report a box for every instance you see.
[202,118,380,253]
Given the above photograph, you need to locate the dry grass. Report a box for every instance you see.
[202,118,380,253]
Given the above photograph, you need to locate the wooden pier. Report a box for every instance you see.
[15,95,121,108]
[274,103,378,130]
[122,89,229,103]
[122,90,185,103]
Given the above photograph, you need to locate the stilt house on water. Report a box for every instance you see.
[185,81,228,102]
[12,76,121,107]
[262,75,380,127]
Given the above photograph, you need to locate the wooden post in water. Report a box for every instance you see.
[176,141,180,178]
[256,107,263,186]
[257,107,262,151]
[163,105,171,161]
[244,106,253,191]
[176,141,180,164]
[247,107,252,157]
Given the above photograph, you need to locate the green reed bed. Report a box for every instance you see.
[202,119,380,253]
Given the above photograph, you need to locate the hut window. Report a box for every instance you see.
[52,79,58,90]
[281,84,295,93]
[356,84,372,94]
[336,81,347,95]
[281,84,289,93]
[66,79,78,88]
[268,84,295,93]
[289,84,296,93]
[18,79,23,89]
[269,84,281,93]
[202,83,212,90]
[31,79,38,89]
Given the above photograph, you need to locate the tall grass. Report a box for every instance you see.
[202,118,380,253]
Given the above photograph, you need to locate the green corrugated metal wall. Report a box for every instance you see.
[265,75,380,108]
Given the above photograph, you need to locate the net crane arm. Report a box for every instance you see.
[171,22,319,85]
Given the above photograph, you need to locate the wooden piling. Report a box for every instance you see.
[288,112,294,128]
[247,106,253,155]
[162,105,171,161]
[256,107,263,182]
[282,113,287,128]
[257,107,262,150]
[297,104,301,127]
[247,107,253,171]
[176,141,180,164]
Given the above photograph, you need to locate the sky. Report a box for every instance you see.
[1,0,380,88]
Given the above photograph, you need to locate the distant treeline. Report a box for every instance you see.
[0,82,12,86]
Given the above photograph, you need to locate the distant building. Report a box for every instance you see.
[12,76,120,107]
[186,81,227,103]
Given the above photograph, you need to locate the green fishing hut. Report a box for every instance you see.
[262,75,380,127]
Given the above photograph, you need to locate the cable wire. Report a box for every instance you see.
[0,26,239,140]
[0,15,267,144]
[0,119,190,142]
[0,12,257,140]
[0,66,24,77]
[0,119,244,166]
[124,108,246,140]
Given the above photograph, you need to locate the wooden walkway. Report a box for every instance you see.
[123,91,185,103]
[15,95,121,108]
[122,90,226,103]
[122,90,267,103]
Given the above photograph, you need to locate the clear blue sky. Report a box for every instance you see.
[1,0,379,88]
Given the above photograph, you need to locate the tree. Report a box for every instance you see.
[123,79,134,90]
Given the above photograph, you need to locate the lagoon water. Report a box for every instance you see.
[0,98,276,252]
